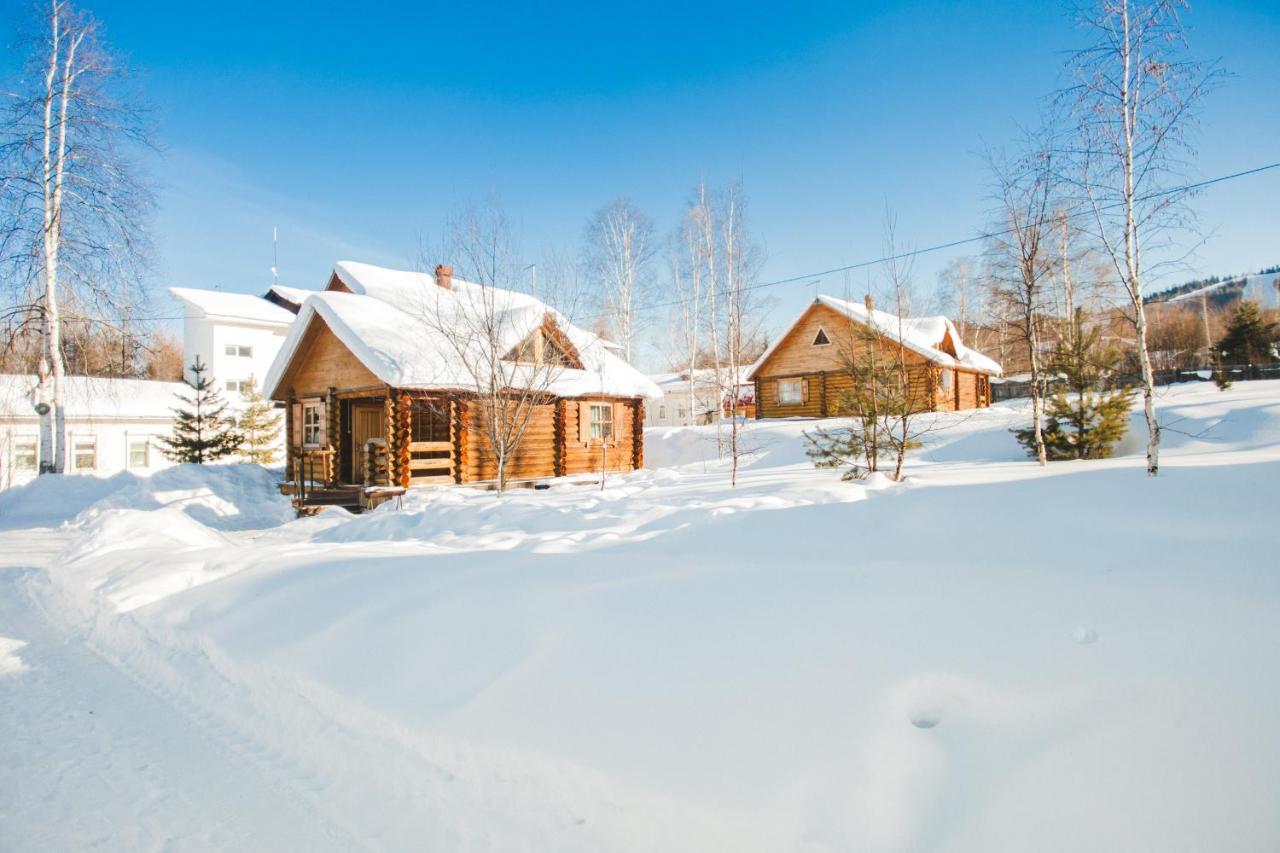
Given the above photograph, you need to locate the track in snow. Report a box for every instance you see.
[0,530,360,853]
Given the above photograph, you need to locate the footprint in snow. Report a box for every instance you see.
[1072,626,1100,645]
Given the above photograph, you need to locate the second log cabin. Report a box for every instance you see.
[748,294,1002,419]
[262,261,661,503]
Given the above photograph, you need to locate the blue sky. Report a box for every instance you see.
[4,0,1278,366]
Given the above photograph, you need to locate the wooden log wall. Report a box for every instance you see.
[560,399,639,476]
[461,400,558,483]
[395,392,412,488]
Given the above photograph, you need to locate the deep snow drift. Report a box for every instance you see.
[2,381,1279,851]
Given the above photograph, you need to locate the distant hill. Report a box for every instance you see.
[1148,265,1280,309]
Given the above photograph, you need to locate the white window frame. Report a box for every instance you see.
[13,435,38,473]
[778,378,804,405]
[73,435,98,472]
[588,403,614,441]
[302,403,322,448]
[127,435,151,470]
[226,380,242,393]
[225,344,253,358]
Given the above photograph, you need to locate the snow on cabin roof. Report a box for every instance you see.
[0,374,187,420]
[648,369,720,390]
[263,261,663,402]
[169,287,295,326]
[749,296,1002,379]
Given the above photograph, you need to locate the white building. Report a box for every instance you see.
[0,374,185,490]
[169,287,300,406]
[645,370,723,427]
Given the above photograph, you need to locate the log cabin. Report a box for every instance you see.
[262,261,661,510]
[748,295,1002,419]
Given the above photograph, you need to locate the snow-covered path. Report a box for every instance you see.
[0,530,358,852]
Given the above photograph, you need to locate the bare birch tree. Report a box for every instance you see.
[1,0,154,473]
[418,200,570,493]
[717,180,765,487]
[582,197,656,365]
[987,136,1061,466]
[1064,0,1220,476]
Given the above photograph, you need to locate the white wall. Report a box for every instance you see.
[1,418,176,491]
[183,315,289,409]
[645,386,722,427]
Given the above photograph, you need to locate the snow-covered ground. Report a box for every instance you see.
[2,380,1279,851]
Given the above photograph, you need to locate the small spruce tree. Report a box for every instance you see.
[157,357,243,463]
[1015,309,1133,460]
[237,376,283,465]
[1216,299,1276,365]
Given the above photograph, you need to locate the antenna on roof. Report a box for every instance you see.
[271,226,279,286]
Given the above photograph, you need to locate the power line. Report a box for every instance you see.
[137,159,1280,326]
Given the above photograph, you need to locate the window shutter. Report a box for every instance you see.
[773,379,780,403]
[316,402,328,447]
[291,404,302,446]
[612,402,624,444]
[801,379,810,404]
[577,401,591,444]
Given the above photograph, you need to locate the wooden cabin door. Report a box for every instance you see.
[350,404,385,482]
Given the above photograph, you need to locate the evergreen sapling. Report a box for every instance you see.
[237,377,283,465]
[1015,309,1132,460]
[157,357,243,463]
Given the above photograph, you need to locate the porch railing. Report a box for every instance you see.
[363,439,455,488]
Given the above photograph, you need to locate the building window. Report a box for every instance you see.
[778,378,805,405]
[225,344,252,358]
[73,437,97,471]
[128,436,150,469]
[13,436,37,472]
[812,328,831,346]
[226,380,242,393]
[588,403,613,441]
[302,404,321,447]
[678,406,686,419]
[658,405,667,419]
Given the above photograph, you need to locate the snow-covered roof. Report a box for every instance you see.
[264,261,662,401]
[169,287,295,326]
[0,374,187,420]
[750,296,1002,379]
[648,369,720,391]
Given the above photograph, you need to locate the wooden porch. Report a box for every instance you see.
[286,389,461,513]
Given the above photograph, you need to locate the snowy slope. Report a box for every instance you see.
[2,381,1280,851]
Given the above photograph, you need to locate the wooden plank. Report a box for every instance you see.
[409,457,453,471]
[409,474,454,486]
[407,440,452,452]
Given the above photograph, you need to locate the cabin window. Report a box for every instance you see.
[224,344,252,358]
[778,378,805,405]
[13,436,37,472]
[588,403,614,441]
[128,436,150,469]
[73,436,97,471]
[411,399,450,444]
[939,369,954,393]
[302,404,322,447]
[812,328,831,346]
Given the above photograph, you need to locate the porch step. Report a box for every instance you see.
[293,486,364,515]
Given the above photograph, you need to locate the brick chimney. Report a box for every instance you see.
[434,264,453,290]
[864,293,874,312]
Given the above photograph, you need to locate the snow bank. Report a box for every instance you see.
[0,463,292,532]
[0,636,28,676]
[9,381,1280,850]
